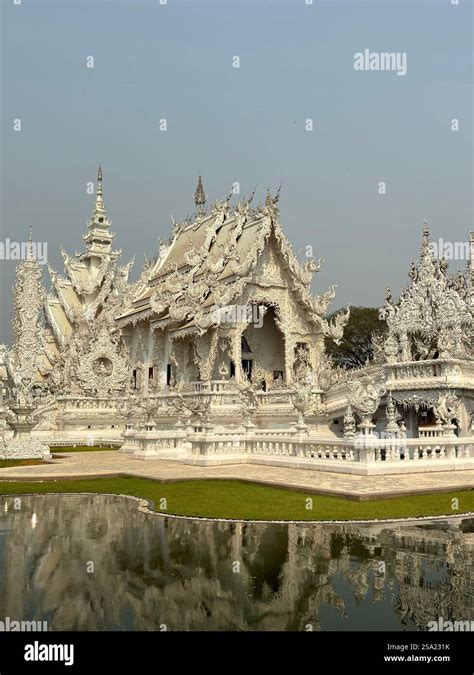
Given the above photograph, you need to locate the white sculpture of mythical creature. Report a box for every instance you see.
[413,335,435,360]
[165,265,187,294]
[371,333,387,365]
[235,379,259,421]
[291,385,313,427]
[135,395,161,428]
[343,405,356,438]
[184,242,207,268]
[433,392,460,425]
[348,377,386,417]
[204,244,226,276]
[293,345,313,385]
[150,292,167,316]
[29,395,59,431]
[313,285,337,316]
[322,305,350,345]
[300,257,324,287]
[228,247,252,277]
[179,394,212,426]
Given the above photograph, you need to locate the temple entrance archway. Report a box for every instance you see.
[241,305,285,388]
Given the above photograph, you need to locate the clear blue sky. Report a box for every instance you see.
[1,0,472,342]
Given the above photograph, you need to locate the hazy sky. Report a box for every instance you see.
[0,0,472,343]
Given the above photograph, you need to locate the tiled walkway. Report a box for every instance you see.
[0,451,473,499]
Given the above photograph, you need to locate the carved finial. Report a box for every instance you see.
[97,163,103,196]
[423,219,429,238]
[385,287,393,304]
[274,182,282,203]
[194,175,206,208]
[265,188,272,208]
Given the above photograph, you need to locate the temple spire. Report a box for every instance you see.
[419,219,433,260]
[97,163,103,198]
[194,175,206,209]
[27,225,34,260]
[82,163,115,261]
[92,163,107,216]
[94,163,105,211]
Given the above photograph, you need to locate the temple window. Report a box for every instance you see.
[242,359,252,380]
[148,366,154,380]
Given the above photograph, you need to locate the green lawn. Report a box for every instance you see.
[0,459,45,468]
[0,476,472,521]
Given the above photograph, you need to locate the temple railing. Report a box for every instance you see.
[47,437,122,448]
[187,432,473,464]
[181,381,233,393]
[180,381,295,398]
[248,435,472,462]
[57,397,127,410]
[418,425,443,438]
[386,358,474,385]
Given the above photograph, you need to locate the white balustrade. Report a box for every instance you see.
[188,431,473,468]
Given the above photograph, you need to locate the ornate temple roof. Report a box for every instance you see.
[117,179,346,340]
[40,167,133,381]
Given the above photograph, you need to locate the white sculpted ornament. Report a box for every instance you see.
[347,376,386,417]
[322,305,350,345]
[379,225,472,363]
[291,385,313,428]
[76,327,129,396]
[433,393,460,425]
[343,405,356,438]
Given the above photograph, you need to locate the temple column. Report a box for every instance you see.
[195,333,212,382]
[163,331,173,388]
[284,334,294,385]
[232,326,244,382]
[311,336,324,381]
[152,327,167,391]
[143,324,154,394]
[206,330,219,381]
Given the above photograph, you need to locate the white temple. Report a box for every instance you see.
[1,168,472,475]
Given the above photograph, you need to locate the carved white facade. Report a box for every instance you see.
[1,173,473,474]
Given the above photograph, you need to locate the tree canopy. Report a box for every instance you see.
[325,306,387,369]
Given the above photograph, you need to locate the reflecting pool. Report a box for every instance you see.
[0,494,472,631]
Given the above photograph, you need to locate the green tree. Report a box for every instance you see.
[325,306,387,369]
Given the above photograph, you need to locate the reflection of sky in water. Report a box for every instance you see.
[319,574,414,632]
[0,495,471,632]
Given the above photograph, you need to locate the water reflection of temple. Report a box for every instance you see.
[0,495,472,631]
